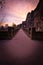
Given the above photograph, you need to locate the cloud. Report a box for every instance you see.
[0,0,39,25]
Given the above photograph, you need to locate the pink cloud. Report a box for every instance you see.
[0,0,39,25]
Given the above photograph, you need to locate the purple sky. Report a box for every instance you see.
[0,0,39,26]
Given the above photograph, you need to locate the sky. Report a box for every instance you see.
[0,0,39,26]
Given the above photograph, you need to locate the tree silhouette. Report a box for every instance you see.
[12,23,16,28]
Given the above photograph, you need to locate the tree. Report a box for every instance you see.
[12,23,16,28]
[5,24,9,28]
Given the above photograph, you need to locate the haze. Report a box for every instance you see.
[0,0,39,26]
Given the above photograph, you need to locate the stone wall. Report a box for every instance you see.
[34,0,43,32]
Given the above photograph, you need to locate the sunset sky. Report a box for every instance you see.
[0,0,39,26]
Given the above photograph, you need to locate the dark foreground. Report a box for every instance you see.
[0,29,43,65]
